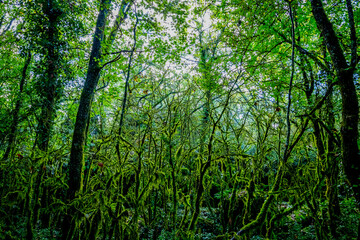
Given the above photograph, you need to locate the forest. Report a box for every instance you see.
[0,0,360,239]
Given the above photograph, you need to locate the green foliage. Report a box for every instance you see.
[1,0,360,239]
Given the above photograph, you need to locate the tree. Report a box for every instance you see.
[310,0,360,207]
[1,0,360,239]
[63,0,132,238]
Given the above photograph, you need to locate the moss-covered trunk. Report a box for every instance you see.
[63,1,111,238]
[311,0,360,205]
[3,51,31,160]
[67,0,111,201]
[36,0,63,152]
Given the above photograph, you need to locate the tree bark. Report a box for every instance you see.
[310,0,360,205]
[2,51,31,160]
[67,0,112,200]
[35,0,63,152]
[62,1,112,239]
[188,45,211,231]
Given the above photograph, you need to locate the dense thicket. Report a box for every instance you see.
[1,0,359,239]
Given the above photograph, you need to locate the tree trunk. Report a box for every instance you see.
[2,51,31,160]
[62,1,112,239]
[67,0,111,200]
[310,0,360,205]
[189,45,211,231]
[35,0,63,152]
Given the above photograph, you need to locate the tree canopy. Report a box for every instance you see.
[1,0,360,239]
